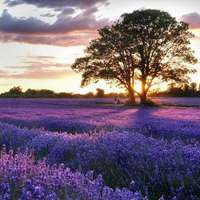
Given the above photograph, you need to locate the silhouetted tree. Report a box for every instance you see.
[72,20,138,103]
[72,9,197,104]
[190,82,197,93]
[25,89,37,96]
[84,92,94,98]
[169,83,176,92]
[151,81,200,97]
[122,10,197,103]
[183,83,190,94]
[1,87,127,98]
[37,89,55,97]
[9,86,23,96]
[96,88,105,98]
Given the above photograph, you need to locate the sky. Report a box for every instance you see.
[0,0,200,94]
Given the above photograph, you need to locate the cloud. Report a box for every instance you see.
[10,69,70,79]
[57,8,75,17]
[0,3,109,46]
[0,70,70,79]
[40,13,56,18]
[0,56,73,79]
[26,56,56,60]
[0,9,108,34]
[7,56,70,70]
[181,12,200,29]
[0,31,98,47]
[0,70,8,77]
[0,0,110,81]
[8,62,68,70]
[5,0,109,11]
[0,10,50,34]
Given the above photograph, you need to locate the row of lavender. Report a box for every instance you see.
[1,115,200,140]
[0,149,146,200]
[0,104,200,139]
[0,122,200,199]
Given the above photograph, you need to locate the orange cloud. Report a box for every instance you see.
[0,56,74,80]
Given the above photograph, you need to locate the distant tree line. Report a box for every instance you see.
[151,82,200,97]
[1,84,199,98]
[0,86,126,98]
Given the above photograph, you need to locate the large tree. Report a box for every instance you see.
[72,9,197,104]
[122,10,197,103]
[72,22,138,103]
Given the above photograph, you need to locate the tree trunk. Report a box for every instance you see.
[140,92,147,104]
[128,86,136,104]
[140,79,147,104]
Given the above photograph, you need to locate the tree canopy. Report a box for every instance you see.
[72,9,197,104]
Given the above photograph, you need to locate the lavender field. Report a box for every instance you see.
[0,98,200,199]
